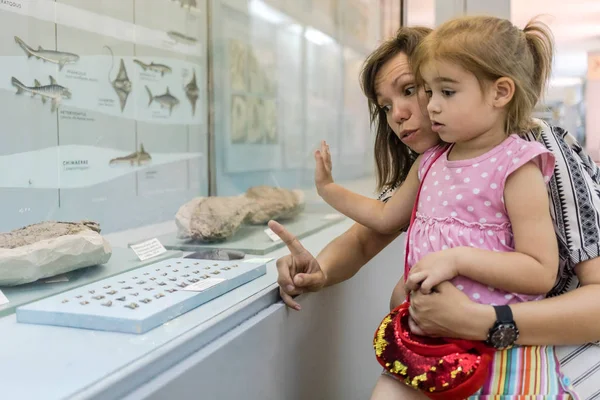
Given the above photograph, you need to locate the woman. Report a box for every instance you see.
[270,26,600,398]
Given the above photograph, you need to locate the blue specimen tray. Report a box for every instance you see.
[15,257,266,334]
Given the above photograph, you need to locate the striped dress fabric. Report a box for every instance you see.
[468,346,576,399]
[379,119,600,398]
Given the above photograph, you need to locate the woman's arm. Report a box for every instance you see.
[318,222,402,287]
[409,258,600,345]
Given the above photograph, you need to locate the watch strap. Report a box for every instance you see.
[493,305,514,324]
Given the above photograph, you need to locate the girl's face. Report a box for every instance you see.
[421,60,505,146]
[375,52,440,154]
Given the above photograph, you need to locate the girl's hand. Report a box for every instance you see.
[405,248,460,294]
[315,140,333,194]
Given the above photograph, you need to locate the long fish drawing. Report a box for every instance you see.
[167,31,197,45]
[14,36,79,71]
[104,46,132,112]
[109,144,152,166]
[146,86,179,115]
[11,75,71,113]
[133,59,172,76]
[185,69,199,116]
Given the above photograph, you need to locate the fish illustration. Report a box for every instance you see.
[185,69,199,116]
[14,36,79,71]
[133,59,172,76]
[104,46,132,112]
[170,0,197,8]
[11,75,71,113]
[167,31,197,45]
[146,86,179,115]
[109,143,152,166]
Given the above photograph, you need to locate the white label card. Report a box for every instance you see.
[130,238,167,261]
[182,278,225,292]
[264,228,282,242]
[0,290,9,306]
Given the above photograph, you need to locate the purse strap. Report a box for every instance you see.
[403,147,447,289]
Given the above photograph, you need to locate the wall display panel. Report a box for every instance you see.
[213,0,381,195]
[0,0,208,232]
[213,0,284,193]
[0,1,60,229]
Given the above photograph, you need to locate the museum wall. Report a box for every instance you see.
[0,0,382,233]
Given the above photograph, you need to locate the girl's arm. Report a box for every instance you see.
[406,161,558,295]
[315,143,422,234]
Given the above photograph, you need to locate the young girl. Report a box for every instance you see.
[315,16,577,399]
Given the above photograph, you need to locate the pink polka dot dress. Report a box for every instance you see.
[408,134,555,305]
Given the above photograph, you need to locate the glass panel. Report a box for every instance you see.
[1,0,209,234]
[0,0,384,309]
[0,0,208,307]
[213,0,381,196]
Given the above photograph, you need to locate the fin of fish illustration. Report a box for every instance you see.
[11,77,24,94]
[49,75,57,85]
[145,86,153,106]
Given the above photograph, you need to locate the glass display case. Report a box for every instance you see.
[0,0,383,344]
[0,2,384,396]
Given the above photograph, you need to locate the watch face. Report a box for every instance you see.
[490,324,518,349]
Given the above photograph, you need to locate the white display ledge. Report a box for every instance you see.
[0,216,353,400]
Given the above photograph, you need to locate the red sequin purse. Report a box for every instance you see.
[373,147,495,400]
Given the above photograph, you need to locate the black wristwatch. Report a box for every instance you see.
[485,305,519,350]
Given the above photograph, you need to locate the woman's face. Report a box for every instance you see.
[374,52,440,154]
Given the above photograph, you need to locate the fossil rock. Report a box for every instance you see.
[0,220,101,249]
[0,220,112,286]
[244,186,305,224]
[175,196,252,242]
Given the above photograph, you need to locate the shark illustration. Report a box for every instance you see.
[14,36,79,71]
[104,46,132,112]
[146,86,179,115]
[109,144,152,166]
[11,75,71,113]
[185,69,199,116]
[167,31,197,45]
[133,59,172,76]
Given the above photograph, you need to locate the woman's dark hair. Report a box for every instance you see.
[360,26,432,192]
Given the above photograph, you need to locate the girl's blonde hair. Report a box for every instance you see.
[411,15,554,134]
